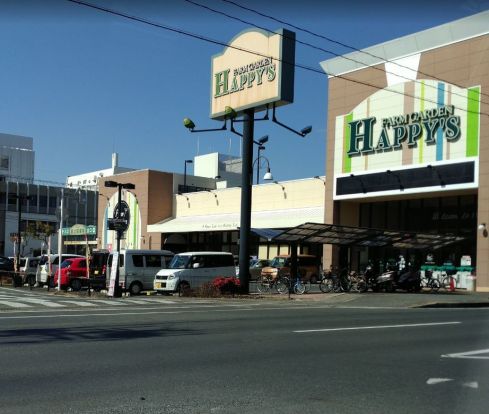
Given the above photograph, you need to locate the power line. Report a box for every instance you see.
[219,0,489,102]
[185,0,487,108]
[65,0,488,118]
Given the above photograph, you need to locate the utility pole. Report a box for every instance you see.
[57,188,64,291]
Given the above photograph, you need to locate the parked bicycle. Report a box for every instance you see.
[256,274,290,294]
[319,266,352,293]
[420,269,441,293]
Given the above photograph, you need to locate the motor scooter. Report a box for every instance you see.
[395,267,422,292]
[373,263,397,292]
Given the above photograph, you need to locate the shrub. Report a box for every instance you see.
[212,276,241,295]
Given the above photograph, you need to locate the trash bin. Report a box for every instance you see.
[466,275,476,292]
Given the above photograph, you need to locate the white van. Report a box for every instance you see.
[36,254,84,286]
[153,252,236,293]
[107,249,174,295]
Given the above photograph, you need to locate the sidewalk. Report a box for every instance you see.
[271,290,489,308]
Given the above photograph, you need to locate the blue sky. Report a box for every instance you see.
[0,0,488,185]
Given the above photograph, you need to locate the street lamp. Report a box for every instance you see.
[184,159,193,193]
[254,135,268,185]
[105,180,136,298]
[252,155,274,183]
[9,193,35,278]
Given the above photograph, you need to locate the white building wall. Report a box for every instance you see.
[0,133,35,181]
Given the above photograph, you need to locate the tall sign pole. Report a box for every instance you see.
[238,109,255,294]
[207,28,296,293]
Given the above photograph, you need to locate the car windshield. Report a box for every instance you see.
[60,260,73,269]
[270,257,288,268]
[168,255,190,269]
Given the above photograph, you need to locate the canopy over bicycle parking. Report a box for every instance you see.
[252,223,466,250]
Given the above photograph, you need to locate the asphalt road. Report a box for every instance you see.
[0,299,488,414]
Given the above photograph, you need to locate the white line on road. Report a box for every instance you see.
[58,301,97,307]
[427,378,453,385]
[91,300,127,306]
[10,298,65,308]
[442,348,489,360]
[0,300,32,308]
[293,321,461,333]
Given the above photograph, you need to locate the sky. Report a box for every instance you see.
[0,0,488,185]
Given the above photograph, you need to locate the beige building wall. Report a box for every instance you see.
[173,177,325,217]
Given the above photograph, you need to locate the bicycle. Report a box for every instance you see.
[291,273,306,295]
[319,267,352,293]
[420,269,440,293]
[439,270,457,292]
[256,274,290,294]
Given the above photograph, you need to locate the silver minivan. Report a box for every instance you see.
[107,249,174,295]
[154,252,236,293]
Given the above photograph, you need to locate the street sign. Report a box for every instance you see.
[62,224,97,236]
[108,218,129,232]
[112,201,130,231]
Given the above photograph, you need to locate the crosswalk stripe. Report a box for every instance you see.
[59,301,97,307]
[14,298,65,308]
[135,298,177,304]
[92,300,127,306]
[0,300,32,308]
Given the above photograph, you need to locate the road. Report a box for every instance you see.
[0,288,488,413]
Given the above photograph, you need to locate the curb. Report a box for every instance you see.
[412,302,489,308]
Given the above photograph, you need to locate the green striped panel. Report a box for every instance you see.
[466,86,480,157]
[343,113,353,173]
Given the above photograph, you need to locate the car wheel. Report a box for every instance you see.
[178,281,190,295]
[70,279,82,292]
[129,282,143,296]
[28,275,36,287]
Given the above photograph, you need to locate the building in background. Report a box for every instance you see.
[320,11,488,290]
[1,181,97,257]
[66,153,135,190]
[0,133,35,183]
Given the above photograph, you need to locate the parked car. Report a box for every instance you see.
[106,249,174,295]
[53,257,89,290]
[249,259,271,280]
[260,254,320,283]
[0,256,15,283]
[36,254,84,287]
[154,251,236,294]
[90,249,110,277]
[20,256,41,286]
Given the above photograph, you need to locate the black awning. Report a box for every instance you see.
[269,222,465,249]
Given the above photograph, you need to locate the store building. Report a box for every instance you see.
[97,165,325,258]
[148,177,325,258]
[320,11,488,290]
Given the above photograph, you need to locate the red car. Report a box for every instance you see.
[54,258,89,290]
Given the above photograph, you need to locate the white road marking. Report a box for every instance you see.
[427,378,453,385]
[58,301,97,307]
[133,298,177,304]
[442,348,489,360]
[12,298,65,308]
[0,304,340,319]
[0,300,32,308]
[294,321,461,333]
[462,382,479,389]
[91,300,127,306]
